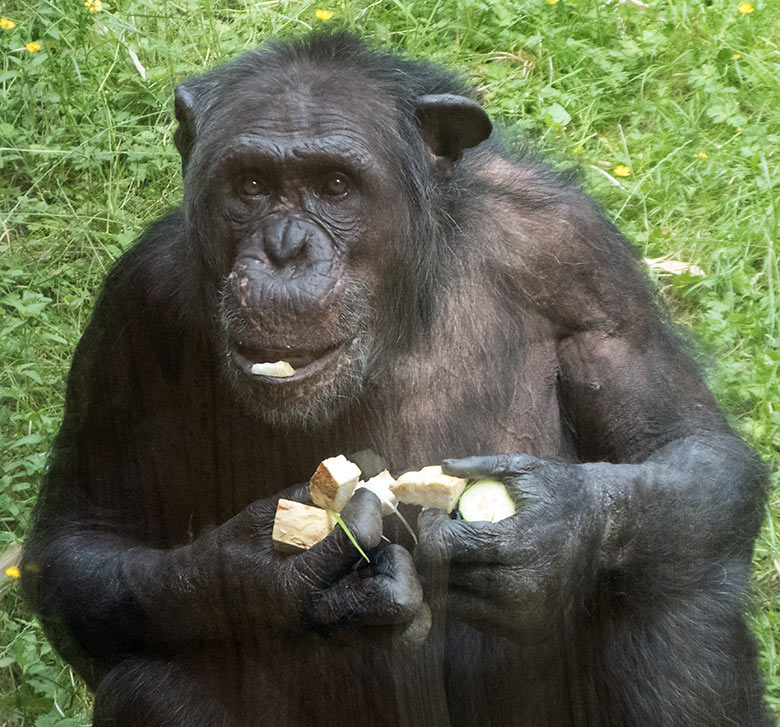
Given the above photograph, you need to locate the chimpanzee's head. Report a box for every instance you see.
[173,32,491,428]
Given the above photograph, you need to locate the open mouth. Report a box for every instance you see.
[229,341,346,383]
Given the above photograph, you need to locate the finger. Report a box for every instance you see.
[393,600,432,651]
[305,545,423,628]
[412,508,452,606]
[301,488,383,582]
[277,482,311,504]
[501,476,543,503]
[414,508,454,564]
[339,487,384,553]
[416,509,504,565]
[442,454,538,479]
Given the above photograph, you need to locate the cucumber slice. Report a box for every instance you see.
[458,479,516,523]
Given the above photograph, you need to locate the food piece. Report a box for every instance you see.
[390,466,467,512]
[355,470,398,516]
[309,455,361,512]
[458,479,516,523]
[272,499,336,552]
[250,360,295,377]
[355,470,417,543]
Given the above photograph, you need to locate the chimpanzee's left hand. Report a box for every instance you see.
[414,454,603,641]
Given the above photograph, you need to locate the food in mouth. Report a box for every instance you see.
[250,361,296,377]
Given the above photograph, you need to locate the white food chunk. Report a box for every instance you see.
[355,470,398,516]
[309,455,361,512]
[250,361,295,377]
[272,499,336,552]
[390,466,467,513]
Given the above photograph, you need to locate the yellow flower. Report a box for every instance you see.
[613,165,631,177]
[25,41,41,52]
[693,152,708,159]
[737,2,754,13]
[5,566,20,579]
[315,8,333,20]
[547,0,560,4]
[0,17,15,29]
[732,53,741,59]
[84,0,103,11]
[572,145,585,154]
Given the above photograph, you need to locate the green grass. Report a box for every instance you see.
[1,0,778,723]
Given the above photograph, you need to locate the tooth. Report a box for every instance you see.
[251,361,296,377]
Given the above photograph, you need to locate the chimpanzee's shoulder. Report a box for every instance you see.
[113,208,186,281]
[70,208,194,399]
[93,209,186,312]
[76,207,196,367]
[469,149,658,335]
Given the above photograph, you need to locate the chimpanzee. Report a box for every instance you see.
[22,30,771,727]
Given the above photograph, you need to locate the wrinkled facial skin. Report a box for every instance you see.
[201,89,404,429]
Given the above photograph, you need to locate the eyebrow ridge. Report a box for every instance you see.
[230,135,374,172]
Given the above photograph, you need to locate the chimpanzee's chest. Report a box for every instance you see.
[149,326,570,542]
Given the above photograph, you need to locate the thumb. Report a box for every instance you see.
[300,488,383,582]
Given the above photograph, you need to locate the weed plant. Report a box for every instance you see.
[1,0,778,723]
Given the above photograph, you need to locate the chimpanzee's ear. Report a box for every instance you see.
[173,84,197,174]
[415,94,492,170]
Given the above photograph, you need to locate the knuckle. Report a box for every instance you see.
[234,501,272,541]
[415,525,451,563]
[245,499,270,520]
[379,542,413,569]
[322,529,358,563]
[493,454,514,475]
[279,483,311,503]
[497,453,536,476]
[380,571,423,621]
[391,585,423,619]
[293,555,329,590]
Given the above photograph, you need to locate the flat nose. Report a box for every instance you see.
[263,216,310,266]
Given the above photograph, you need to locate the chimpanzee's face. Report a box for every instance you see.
[197,83,411,428]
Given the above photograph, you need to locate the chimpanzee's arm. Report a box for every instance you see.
[557,328,767,562]
[24,480,418,681]
[415,201,769,723]
[428,328,767,721]
[419,327,766,633]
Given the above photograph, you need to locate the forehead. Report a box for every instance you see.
[205,69,392,152]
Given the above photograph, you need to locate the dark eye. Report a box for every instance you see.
[240,174,265,197]
[321,173,350,197]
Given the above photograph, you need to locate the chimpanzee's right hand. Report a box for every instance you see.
[223,486,429,646]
